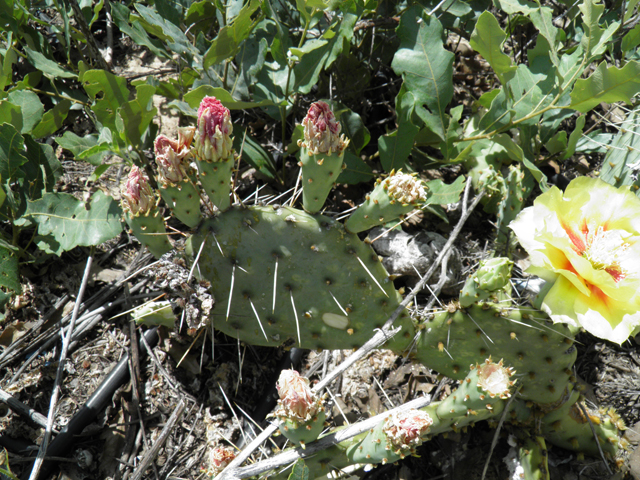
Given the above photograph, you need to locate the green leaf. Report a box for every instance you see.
[425,175,466,205]
[134,4,200,59]
[529,5,560,66]
[599,106,640,193]
[0,243,20,292]
[110,2,171,59]
[24,190,123,255]
[82,69,130,138]
[579,0,619,61]
[0,123,28,181]
[337,106,370,155]
[477,87,512,133]
[0,102,23,133]
[291,39,331,95]
[338,151,374,184]
[7,90,43,135]
[21,135,62,198]
[56,131,110,166]
[183,85,275,112]
[288,459,309,480]
[470,12,517,86]
[493,0,535,14]
[621,24,640,55]
[560,115,586,161]
[546,130,567,155]
[569,61,640,113]
[117,84,157,149]
[508,63,558,125]
[493,133,548,190]
[23,47,77,79]
[625,0,640,22]
[203,0,261,69]
[31,99,71,138]
[379,86,419,172]
[391,7,454,140]
[234,127,278,180]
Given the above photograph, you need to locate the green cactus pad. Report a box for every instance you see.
[497,165,526,245]
[279,410,326,446]
[413,303,576,405]
[541,388,624,457]
[159,180,202,228]
[347,421,403,465]
[186,205,413,351]
[125,210,172,258]
[516,434,550,480]
[299,148,344,214]
[196,156,234,212]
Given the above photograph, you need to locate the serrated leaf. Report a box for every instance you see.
[23,47,77,79]
[203,0,261,69]
[569,61,640,113]
[0,243,20,292]
[24,190,123,254]
[288,459,309,480]
[391,7,454,140]
[82,69,130,139]
[0,123,28,181]
[470,12,516,86]
[579,0,620,61]
[529,5,560,66]
[425,175,466,205]
[7,90,43,135]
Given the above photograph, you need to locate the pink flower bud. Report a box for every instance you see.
[276,369,321,421]
[154,132,195,185]
[122,166,156,215]
[298,101,349,155]
[195,96,233,162]
[383,409,433,451]
[208,446,236,476]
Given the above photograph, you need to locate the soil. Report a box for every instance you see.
[2,28,640,480]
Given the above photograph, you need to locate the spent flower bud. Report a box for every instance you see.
[208,446,236,476]
[121,166,157,215]
[298,101,349,155]
[276,369,322,422]
[383,409,433,453]
[195,96,233,162]
[383,170,427,205]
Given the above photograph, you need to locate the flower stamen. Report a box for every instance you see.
[583,226,629,281]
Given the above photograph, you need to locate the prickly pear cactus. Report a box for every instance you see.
[186,205,414,351]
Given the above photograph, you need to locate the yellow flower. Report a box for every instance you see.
[510,177,640,344]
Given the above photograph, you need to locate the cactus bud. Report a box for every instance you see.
[195,96,233,163]
[298,101,349,156]
[193,97,235,211]
[121,167,171,258]
[275,370,325,446]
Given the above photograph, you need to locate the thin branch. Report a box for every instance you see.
[28,254,93,480]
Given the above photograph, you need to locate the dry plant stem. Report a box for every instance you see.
[216,184,484,480]
[229,396,435,479]
[130,398,187,480]
[28,255,93,480]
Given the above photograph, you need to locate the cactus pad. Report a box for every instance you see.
[125,211,172,258]
[186,205,413,351]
